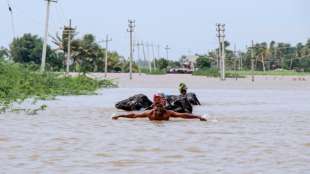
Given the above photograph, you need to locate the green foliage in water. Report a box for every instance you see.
[193,68,219,77]
[225,70,310,76]
[0,61,117,113]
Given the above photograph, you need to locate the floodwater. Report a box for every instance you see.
[1,87,310,174]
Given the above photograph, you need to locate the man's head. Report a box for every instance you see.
[153,94,163,105]
[153,94,166,116]
[179,83,188,95]
[153,93,166,105]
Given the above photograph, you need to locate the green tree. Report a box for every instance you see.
[51,27,78,52]
[253,42,268,71]
[156,58,169,70]
[72,34,104,73]
[107,51,122,72]
[196,55,211,69]
[168,60,181,68]
[0,47,9,60]
[9,33,57,70]
[121,59,139,72]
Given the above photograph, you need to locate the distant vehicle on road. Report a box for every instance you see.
[167,68,193,74]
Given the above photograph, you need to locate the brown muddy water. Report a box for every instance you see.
[0,87,310,174]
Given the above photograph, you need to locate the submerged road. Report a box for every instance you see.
[1,74,309,174]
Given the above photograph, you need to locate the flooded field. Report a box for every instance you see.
[1,74,310,174]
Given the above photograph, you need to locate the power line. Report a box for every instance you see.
[55,2,68,25]
[6,0,15,39]
[49,5,61,37]
[9,0,44,26]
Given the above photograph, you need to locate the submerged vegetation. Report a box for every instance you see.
[226,70,310,76]
[192,68,310,78]
[0,61,116,113]
[192,68,245,78]
[141,68,167,75]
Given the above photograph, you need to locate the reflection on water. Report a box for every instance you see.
[0,88,310,174]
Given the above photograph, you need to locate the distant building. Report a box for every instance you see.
[182,55,199,71]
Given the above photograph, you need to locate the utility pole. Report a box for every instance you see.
[127,19,135,80]
[216,23,225,80]
[63,19,75,75]
[135,41,142,75]
[216,24,221,69]
[141,41,147,69]
[240,52,243,71]
[41,0,57,72]
[234,44,238,80]
[165,45,170,60]
[151,42,156,70]
[251,40,255,82]
[221,34,226,80]
[146,42,152,72]
[66,20,71,74]
[241,46,247,71]
[103,34,112,77]
[157,44,161,59]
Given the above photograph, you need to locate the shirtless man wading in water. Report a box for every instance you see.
[112,94,207,121]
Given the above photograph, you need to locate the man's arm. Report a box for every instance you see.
[168,111,207,121]
[112,111,150,120]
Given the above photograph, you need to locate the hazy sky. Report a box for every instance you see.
[1,0,309,59]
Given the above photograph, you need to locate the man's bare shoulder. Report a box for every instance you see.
[165,110,178,116]
[140,109,153,115]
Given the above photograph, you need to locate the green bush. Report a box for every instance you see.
[192,68,219,77]
[0,61,117,112]
[196,56,211,69]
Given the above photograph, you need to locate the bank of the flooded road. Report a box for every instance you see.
[1,74,310,174]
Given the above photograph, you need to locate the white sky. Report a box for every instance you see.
[1,0,309,60]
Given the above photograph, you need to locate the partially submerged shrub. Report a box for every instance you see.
[0,61,117,113]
